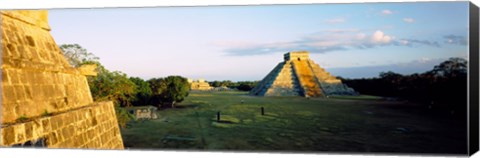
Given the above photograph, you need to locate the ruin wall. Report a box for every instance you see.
[1,10,123,149]
[1,102,123,149]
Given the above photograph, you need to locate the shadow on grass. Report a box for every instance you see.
[158,104,200,110]
[215,120,235,124]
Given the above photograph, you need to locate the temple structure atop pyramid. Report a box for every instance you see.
[250,51,356,97]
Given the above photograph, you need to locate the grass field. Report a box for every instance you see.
[120,91,466,154]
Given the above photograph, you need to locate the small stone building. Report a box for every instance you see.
[188,78,213,91]
[126,106,158,120]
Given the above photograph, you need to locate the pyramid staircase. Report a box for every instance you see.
[250,62,303,96]
[291,60,324,97]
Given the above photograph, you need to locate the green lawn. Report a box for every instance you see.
[120,91,466,154]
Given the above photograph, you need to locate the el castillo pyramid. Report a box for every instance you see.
[250,51,356,97]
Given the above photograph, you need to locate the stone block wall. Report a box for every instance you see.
[291,60,324,97]
[1,102,123,149]
[284,51,310,61]
[1,10,124,149]
[249,62,284,96]
[307,61,357,95]
[264,62,302,96]
[1,10,93,123]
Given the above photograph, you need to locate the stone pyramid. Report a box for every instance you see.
[250,51,356,97]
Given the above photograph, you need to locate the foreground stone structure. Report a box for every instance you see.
[250,51,356,97]
[188,79,213,91]
[0,10,124,149]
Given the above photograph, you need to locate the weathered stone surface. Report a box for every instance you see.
[1,10,123,149]
[1,102,124,149]
[126,106,158,120]
[250,51,356,97]
[78,64,98,76]
[188,78,213,91]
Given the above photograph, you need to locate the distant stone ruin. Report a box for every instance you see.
[126,106,158,120]
[188,79,213,91]
[0,10,124,149]
[250,51,356,97]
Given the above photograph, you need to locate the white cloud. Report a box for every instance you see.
[211,40,256,47]
[443,35,467,45]
[382,10,393,15]
[326,28,359,33]
[261,48,271,52]
[222,29,442,56]
[403,18,415,23]
[356,33,367,40]
[306,41,339,47]
[419,57,432,64]
[371,30,393,44]
[325,18,346,24]
[401,39,440,47]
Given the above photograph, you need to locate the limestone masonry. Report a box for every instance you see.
[126,106,158,120]
[250,51,356,97]
[1,10,124,149]
[188,79,213,91]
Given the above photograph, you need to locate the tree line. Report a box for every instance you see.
[208,80,259,91]
[340,57,468,116]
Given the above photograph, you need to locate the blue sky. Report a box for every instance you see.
[48,2,469,80]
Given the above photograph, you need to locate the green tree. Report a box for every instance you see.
[87,65,138,128]
[148,76,190,108]
[379,71,403,84]
[428,57,467,78]
[342,58,468,117]
[59,44,99,67]
[208,80,235,88]
[60,44,136,128]
[148,78,167,107]
[236,81,259,91]
[209,80,222,87]
[88,66,137,107]
[129,77,153,106]
[221,80,233,87]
